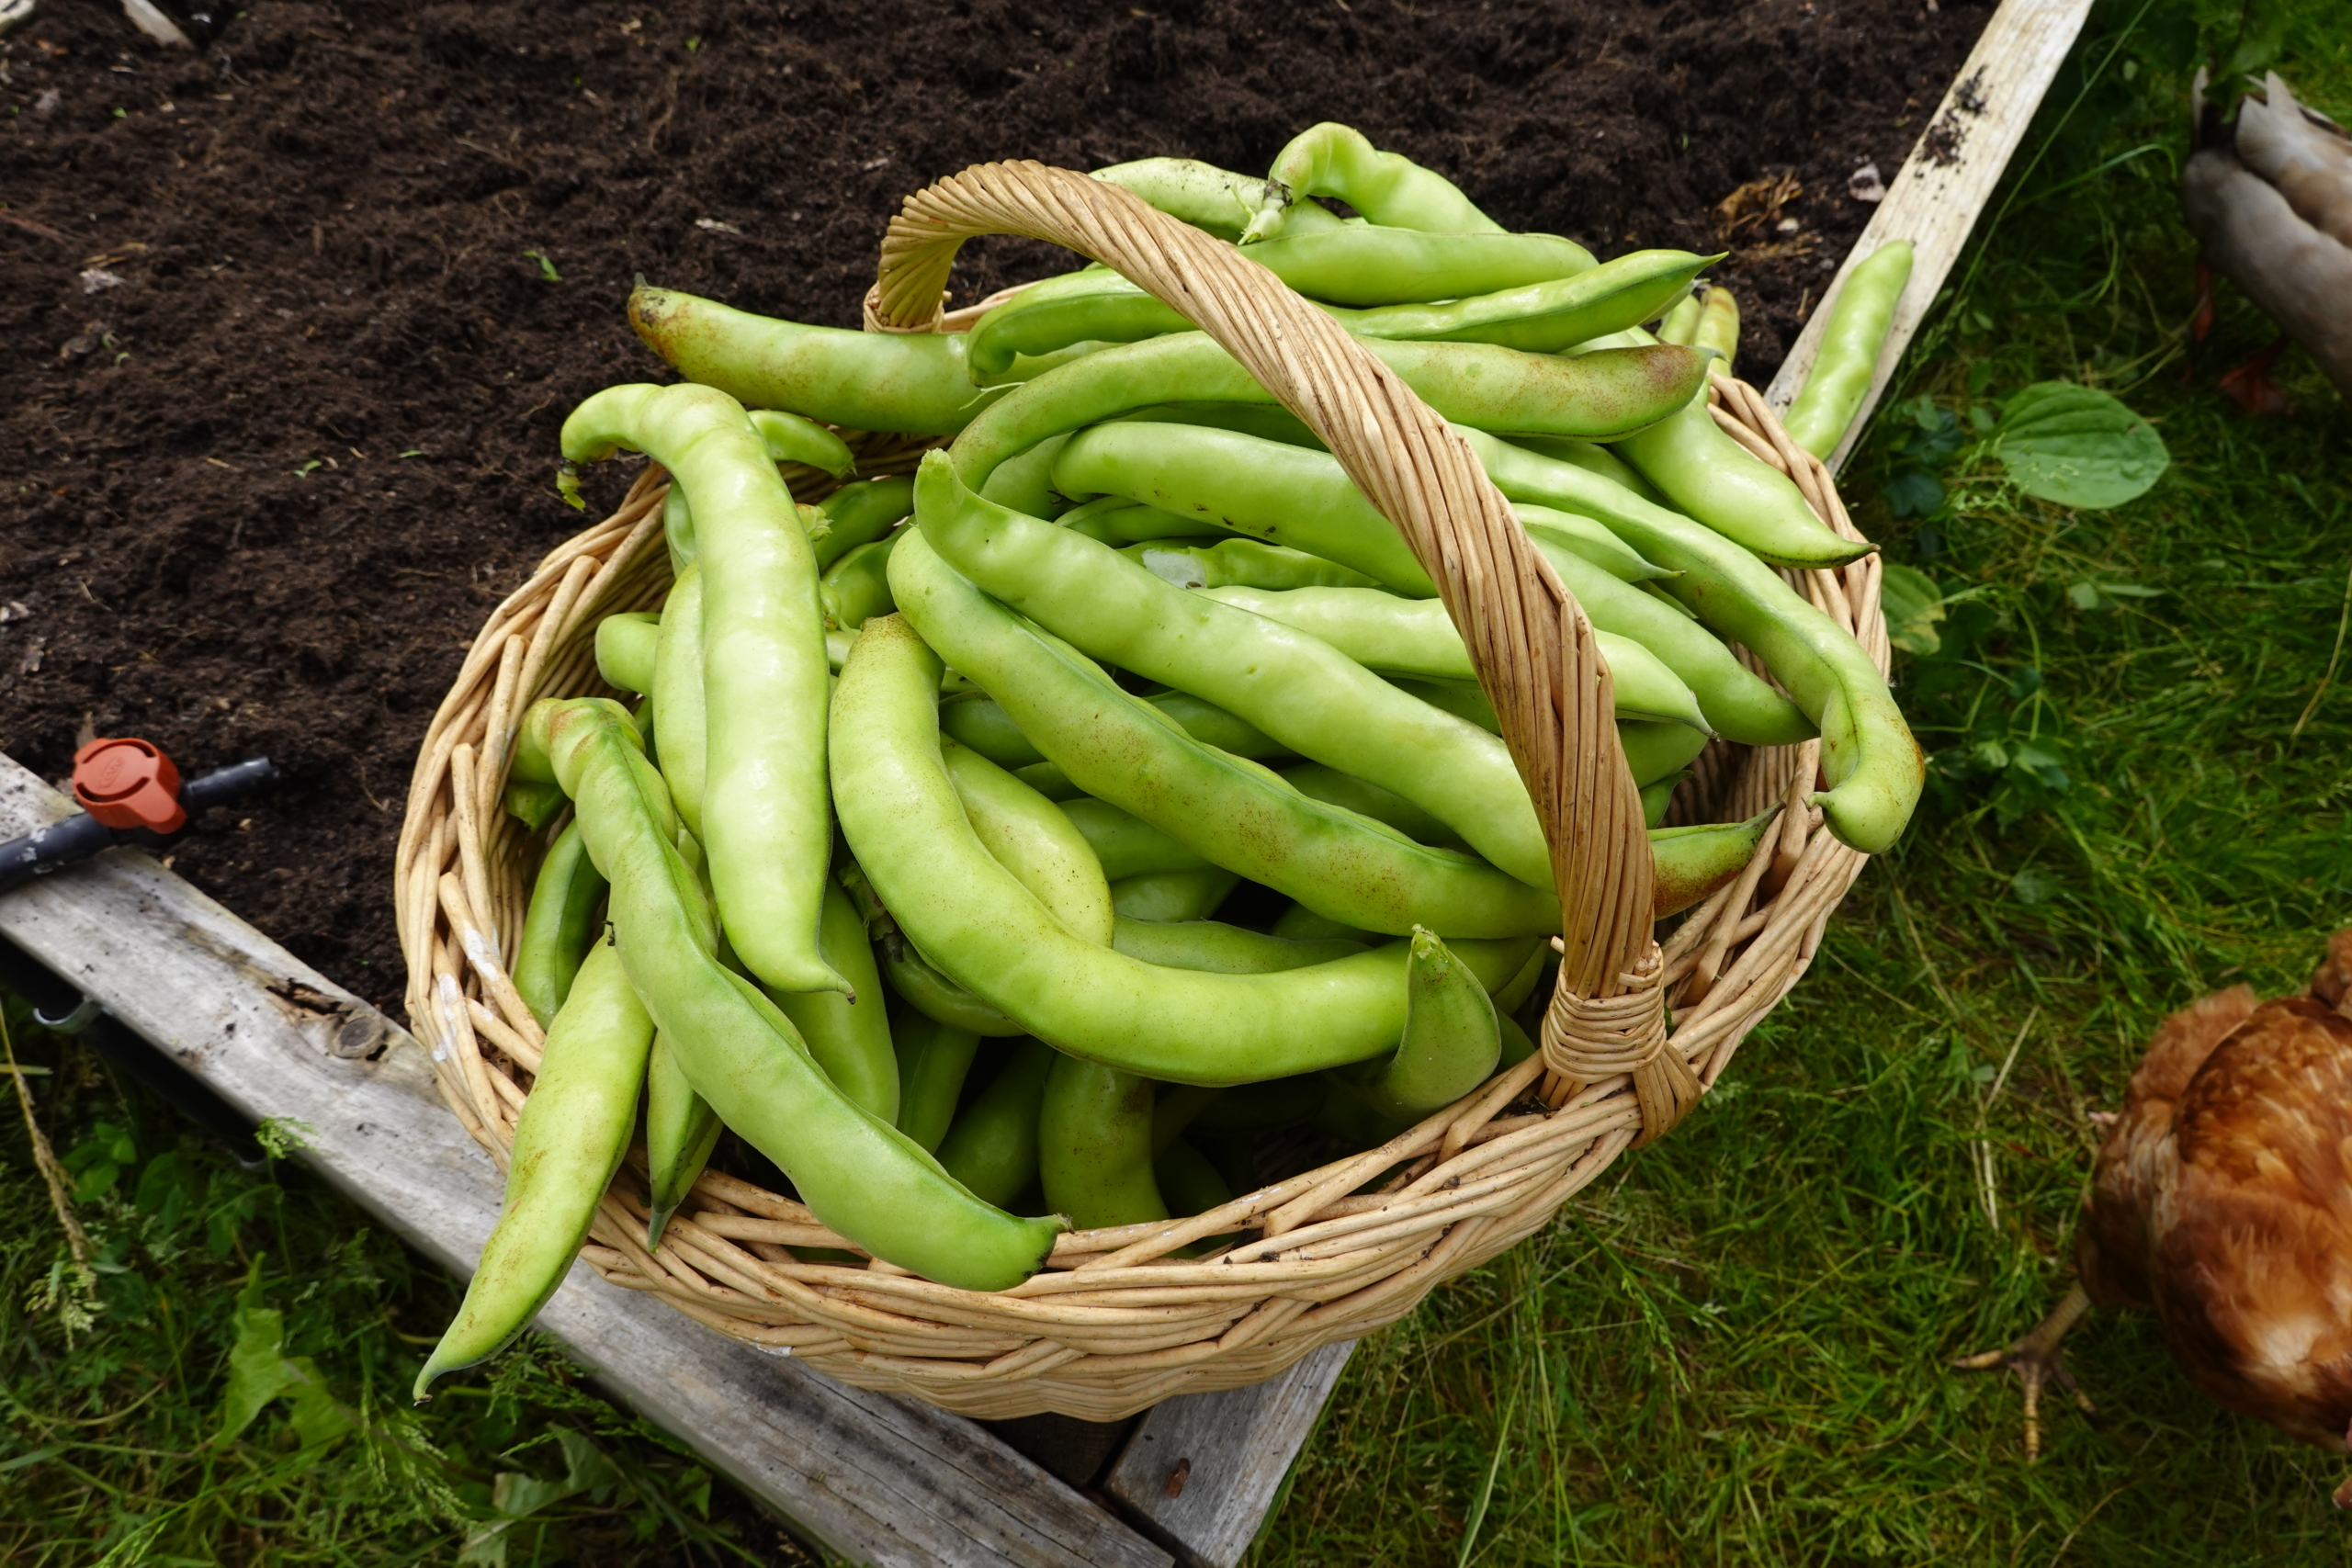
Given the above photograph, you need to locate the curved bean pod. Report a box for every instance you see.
[814,477,917,571]
[894,1013,982,1155]
[831,613,1542,1082]
[934,1038,1057,1209]
[1128,538,1384,592]
[1108,867,1238,923]
[1058,496,1223,547]
[767,876,900,1122]
[944,740,1116,945]
[952,333,1708,491]
[1091,158,1341,242]
[530,695,1062,1288]
[594,612,661,696]
[1617,719,1713,790]
[564,384,841,996]
[1690,286,1741,374]
[890,525,1557,936]
[644,1030,722,1249]
[649,565,707,840]
[415,931,652,1399]
[1234,227,1597,306]
[1504,434,1668,506]
[1249,122,1502,241]
[1110,917,1367,974]
[1466,430,1922,852]
[1058,797,1210,882]
[917,463,1554,887]
[1613,331,1872,568]
[512,820,609,1029]
[1652,808,1780,919]
[820,535,901,631]
[1359,928,1501,1126]
[1040,1055,1166,1231]
[747,408,854,477]
[1783,241,1914,459]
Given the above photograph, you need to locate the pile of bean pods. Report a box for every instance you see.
[415,126,1924,1399]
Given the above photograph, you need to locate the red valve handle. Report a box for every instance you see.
[73,738,187,834]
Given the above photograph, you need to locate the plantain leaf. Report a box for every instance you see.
[1992,383,2168,509]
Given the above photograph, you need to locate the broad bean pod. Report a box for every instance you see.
[748,407,854,478]
[820,535,901,631]
[530,695,1062,1288]
[831,613,1541,1083]
[644,1031,722,1248]
[1280,761,1465,849]
[564,384,842,995]
[1465,430,1924,852]
[917,462,1554,887]
[1129,538,1383,592]
[1650,808,1781,918]
[1090,157,1342,242]
[1110,917,1367,974]
[1202,584,1709,731]
[952,333,1708,492]
[894,1013,982,1154]
[1783,241,1915,459]
[941,688,1292,773]
[505,778,569,835]
[1058,496,1224,547]
[767,877,901,1122]
[935,1039,1057,1208]
[1040,1055,1166,1231]
[890,525,1557,935]
[943,740,1116,945]
[1612,328,1871,569]
[1059,797,1210,882]
[650,565,708,839]
[1657,292,1704,345]
[1690,286,1741,374]
[1351,927,1501,1130]
[415,931,652,1398]
[813,477,917,571]
[594,612,660,696]
[512,820,608,1029]
[1154,1139,1230,1219]
[1248,123,1503,241]
[1504,434,1668,505]
[1108,867,1238,924]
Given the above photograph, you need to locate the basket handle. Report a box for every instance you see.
[875,161,1695,1137]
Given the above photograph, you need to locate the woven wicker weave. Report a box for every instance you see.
[394,164,1884,1421]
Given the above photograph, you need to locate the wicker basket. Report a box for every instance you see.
[394,164,1884,1422]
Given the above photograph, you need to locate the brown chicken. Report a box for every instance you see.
[1958,931,2352,1499]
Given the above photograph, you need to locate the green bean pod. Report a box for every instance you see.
[644,1030,723,1249]
[650,565,707,840]
[766,876,899,1122]
[1039,1055,1167,1231]
[1783,241,1915,459]
[1657,292,1704,346]
[506,779,569,835]
[1640,773,1682,829]
[1280,762,1465,849]
[512,820,609,1029]
[919,464,1552,886]
[1249,122,1503,241]
[1512,504,1673,583]
[884,940,1029,1037]
[415,932,653,1399]
[1154,1138,1232,1219]
[934,1038,1057,1209]
[952,333,1709,491]
[894,1012,983,1154]
[1617,719,1713,790]
[820,535,901,630]
[747,408,855,477]
[943,740,1116,945]
[1201,585,1709,731]
[595,612,661,696]
[1505,435,1668,506]
[1091,158,1342,242]
[890,525,1558,937]
[831,613,1542,1082]
[1109,868,1239,923]
[1332,250,1713,355]
[1059,497,1224,547]
[1274,904,1377,943]
[629,287,1004,434]
[1059,797,1210,881]
[1464,430,1924,853]
[1234,227,1598,306]
[1111,917,1367,974]
[1613,332,1871,569]
[1690,287,1741,374]
[1651,808,1780,918]
[1361,928,1501,1124]
[814,477,917,571]
[1010,761,1084,802]
[564,383,842,997]
[1128,538,1384,592]
[529,695,1063,1289]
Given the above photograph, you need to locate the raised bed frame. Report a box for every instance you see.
[0,2,2088,1559]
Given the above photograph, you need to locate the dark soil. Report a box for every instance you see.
[0,0,1987,1010]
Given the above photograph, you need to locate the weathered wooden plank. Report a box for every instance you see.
[1102,1339,1355,1568]
[1763,0,2098,470]
[0,751,1169,1568]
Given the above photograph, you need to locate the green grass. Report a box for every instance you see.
[6,0,2352,1561]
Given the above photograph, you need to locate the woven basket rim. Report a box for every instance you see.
[394,191,1885,1420]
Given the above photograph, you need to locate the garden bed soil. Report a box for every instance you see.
[0,0,1987,1009]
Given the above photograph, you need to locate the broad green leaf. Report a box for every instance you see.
[1878,563,1947,656]
[283,1358,354,1450]
[1992,382,2168,509]
[215,1291,296,1443]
